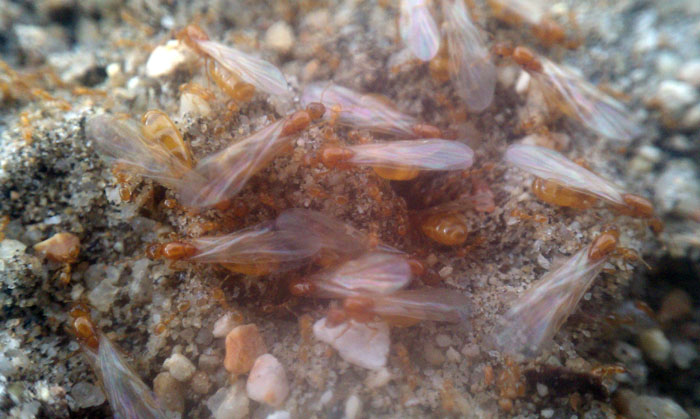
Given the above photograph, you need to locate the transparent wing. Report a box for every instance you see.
[275,208,402,258]
[400,0,441,61]
[190,222,320,267]
[311,252,412,298]
[87,114,189,188]
[369,288,471,323]
[443,0,496,112]
[300,83,418,136]
[96,335,168,419]
[496,245,607,355]
[504,144,625,205]
[195,39,292,98]
[177,120,288,208]
[348,139,474,171]
[537,58,643,141]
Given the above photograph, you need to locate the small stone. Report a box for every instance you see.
[70,382,105,409]
[667,135,693,152]
[638,145,663,163]
[265,21,295,54]
[438,266,453,278]
[266,411,291,419]
[206,381,249,419]
[461,343,480,359]
[224,324,267,374]
[246,354,289,407]
[613,341,643,364]
[536,383,549,397]
[654,159,700,216]
[565,357,591,372]
[658,289,692,323]
[655,52,681,77]
[629,145,663,173]
[34,232,80,263]
[364,367,392,389]
[0,239,27,259]
[344,394,363,419]
[191,370,212,394]
[680,104,700,130]
[303,10,330,30]
[424,342,445,366]
[515,70,531,94]
[639,328,671,365]
[47,51,98,84]
[213,312,241,338]
[87,279,119,313]
[179,91,212,118]
[671,341,698,370]
[678,59,700,87]
[196,327,214,346]
[313,317,390,370]
[435,334,452,348]
[446,347,461,363]
[153,372,185,413]
[128,259,152,305]
[14,24,68,63]
[199,353,222,372]
[163,353,196,382]
[106,62,122,79]
[541,408,554,418]
[616,389,689,419]
[653,80,698,116]
[146,40,192,78]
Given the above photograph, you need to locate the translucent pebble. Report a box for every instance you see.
[163,353,196,382]
[246,354,289,407]
[313,317,390,370]
[206,381,249,419]
[224,324,267,374]
[71,381,105,409]
[0,239,27,259]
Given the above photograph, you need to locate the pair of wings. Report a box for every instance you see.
[89,115,294,208]
[301,83,418,136]
[347,139,474,171]
[399,0,496,112]
[83,335,167,419]
[504,143,626,206]
[496,242,609,355]
[306,251,470,323]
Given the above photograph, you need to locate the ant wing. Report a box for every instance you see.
[504,144,626,206]
[195,39,292,98]
[276,208,402,259]
[443,0,496,112]
[300,83,418,136]
[400,0,441,61]
[178,119,287,208]
[96,335,168,419]
[190,222,320,268]
[537,58,643,141]
[370,288,471,323]
[311,252,412,298]
[348,139,474,171]
[87,114,190,188]
[496,245,608,355]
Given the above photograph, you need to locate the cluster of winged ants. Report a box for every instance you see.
[75,0,661,416]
